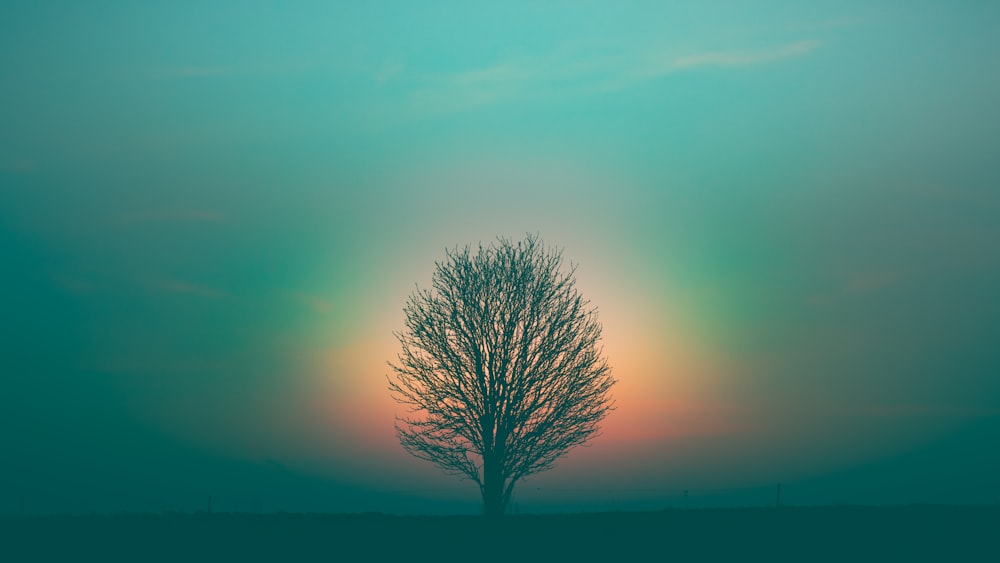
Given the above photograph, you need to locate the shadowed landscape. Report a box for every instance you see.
[4,506,999,561]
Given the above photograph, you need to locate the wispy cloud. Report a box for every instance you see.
[667,40,820,71]
[842,270,900,294]
[284,291,333,314]
[374,62,404,85]
[116,209,225,225]
[157,66,243,78]
[859,404,1000,418]
[149,61,316,80]
[0,157,36,174]
[400,39,822,118]
[806,269,903,307]
[56,276,98,295]
[147,278,232,300]
[787,17,864,32]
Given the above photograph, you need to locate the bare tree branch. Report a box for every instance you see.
[388,234,615,515]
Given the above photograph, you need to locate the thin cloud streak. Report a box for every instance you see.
[284,291,333,314]
[668,40,820,70]
[148,61,317,80]
[146,278,232,300]
[787,17,864,32]
[116,209,225,225]
[858,404,1000,419]
[401,40,822,118]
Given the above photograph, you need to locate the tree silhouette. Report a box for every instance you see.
[389,235,615,516]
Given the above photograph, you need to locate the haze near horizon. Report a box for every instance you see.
[2,1,998,514]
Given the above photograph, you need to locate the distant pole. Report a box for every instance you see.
[775,483,781,508]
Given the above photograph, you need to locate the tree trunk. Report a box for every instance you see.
[481,455,505,516]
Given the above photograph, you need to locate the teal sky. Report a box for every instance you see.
[2,1,999,513]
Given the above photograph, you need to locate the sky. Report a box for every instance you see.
[2,1,999,514]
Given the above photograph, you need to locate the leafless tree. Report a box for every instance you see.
[389,234,615,516]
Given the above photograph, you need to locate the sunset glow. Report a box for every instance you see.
[2,1,999,514]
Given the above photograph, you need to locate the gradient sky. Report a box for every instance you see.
[2,1,999,514]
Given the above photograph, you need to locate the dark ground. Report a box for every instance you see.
[2,506,998,562]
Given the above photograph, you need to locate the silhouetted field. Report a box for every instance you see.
[2,506,997,562]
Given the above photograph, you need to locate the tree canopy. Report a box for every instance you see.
[389,235,615,515]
